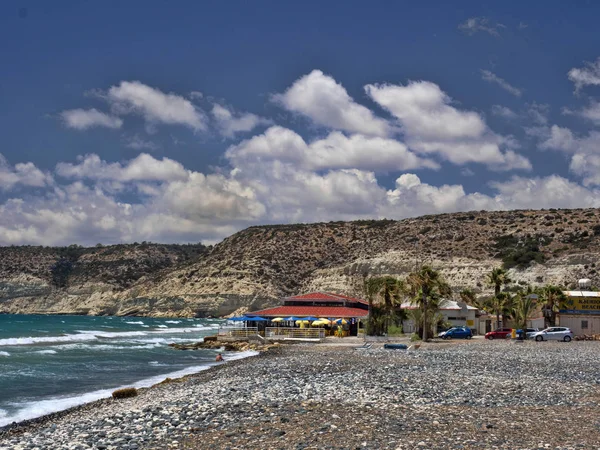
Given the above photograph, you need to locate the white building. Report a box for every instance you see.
[401,300,480,334]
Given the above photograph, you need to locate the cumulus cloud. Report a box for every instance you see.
[568,57,600,93]
[211,104,271,138]
[225,126,439,172]
[563,101,600,125]
[0,155,52,190]
[108,81,207,131]
[537,125,600,186]
[60,108,123,130]
[481,70,522,97]
[273,70,392,137]
[364,80,531,170]
[55,153,189,183]
[458,17,502,36]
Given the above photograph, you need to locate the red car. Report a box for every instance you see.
[485,328,512,340]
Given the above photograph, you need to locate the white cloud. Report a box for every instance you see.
[568,57,600,93]
[273,70,392,137]
[225,126,439,172]
[527,102,550,125]
[365,80,531,170]
[458,17,502,36]
[537,125,600,186]
[211,104,271,138]
[55,153,189,183]
[491,105,518,119]
[0,155,52,190]
[189,91,203,100]
[108,81,207,131]
[563,101,600,125]
[480,70,522,97]
[125,135,159,151]
[60,108,123,130]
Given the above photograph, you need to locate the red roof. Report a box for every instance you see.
[286,292,368,305]
[249,305,369,318]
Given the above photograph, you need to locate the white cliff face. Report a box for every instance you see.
[1,209,600,317]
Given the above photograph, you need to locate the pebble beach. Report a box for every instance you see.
[3,339,600,450]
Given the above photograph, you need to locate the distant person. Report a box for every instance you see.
[216,353,224,362]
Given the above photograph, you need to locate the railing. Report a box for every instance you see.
[265,327,326,339]
[217,326,259,338]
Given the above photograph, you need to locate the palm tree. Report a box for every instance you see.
[487,268,512,329]
[364,277,405,336]
[487,268,512,298]
[539,285,566,328]
[489,292,513,329]
[513,288,540,339]
[407,266,451,341]
[459,288,488,311]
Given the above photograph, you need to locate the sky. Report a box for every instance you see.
[2,1,600,246]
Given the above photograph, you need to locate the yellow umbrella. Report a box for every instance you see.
[311,320,327,326]
[335,318,348,325]
[295,319,310,325]
[271,317,284,322]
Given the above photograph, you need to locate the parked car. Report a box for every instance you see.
[515,327,540,339]
[438,326,472,339]
[532,327,573,342]
[485,328,512,340]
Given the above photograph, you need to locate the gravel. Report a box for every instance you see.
[3,339,600,449]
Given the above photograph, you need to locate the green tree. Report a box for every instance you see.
[459,288,488,311]
[512,287,540,339]
[539,285,566,328]
[489,291,513,329]
[407,266,451,341]
[364,277,405,336]
[487,268,512,328]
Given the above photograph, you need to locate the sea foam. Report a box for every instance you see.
[0,350,258,428]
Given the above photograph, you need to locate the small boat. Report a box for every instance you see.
[383,343,408,350]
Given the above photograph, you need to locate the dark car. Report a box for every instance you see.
[485,328,512,340]
[438,326,473,339]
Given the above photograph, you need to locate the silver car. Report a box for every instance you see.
[532,327,573,342]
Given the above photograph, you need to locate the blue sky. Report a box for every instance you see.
[1,1,600,246]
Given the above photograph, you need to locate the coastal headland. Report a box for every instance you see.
[3,339,600,449]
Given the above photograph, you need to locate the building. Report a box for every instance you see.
[559,279,600,336]
[400,300,480,334]
[249,292,369,336]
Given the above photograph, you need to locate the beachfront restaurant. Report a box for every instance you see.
[248,292,369,338]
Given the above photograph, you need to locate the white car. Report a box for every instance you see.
[532,327,573,342]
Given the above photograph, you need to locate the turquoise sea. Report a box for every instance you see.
[0,314,247,428]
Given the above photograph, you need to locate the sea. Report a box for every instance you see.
[0,314,252,428]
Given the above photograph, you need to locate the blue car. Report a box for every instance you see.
[438,326,473,339]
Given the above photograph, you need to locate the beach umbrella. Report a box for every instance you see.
[284,316,300,321]
[228,316,250,322]
[311,320,327,326]
[246,316,268,321]
[271,317,285,322]
[295,319,310,325]
[302,316,319,321]
[334,318,348,325]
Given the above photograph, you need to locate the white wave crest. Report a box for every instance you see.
[125,321,145,325]
[165,320,181,324]
[34,350,57,355]
[0,350,258,428]
[0,351,10,357]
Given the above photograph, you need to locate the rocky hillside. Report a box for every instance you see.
[2,208,600,317]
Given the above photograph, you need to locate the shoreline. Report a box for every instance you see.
[4,341,600,449]
[0,346,261,434]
